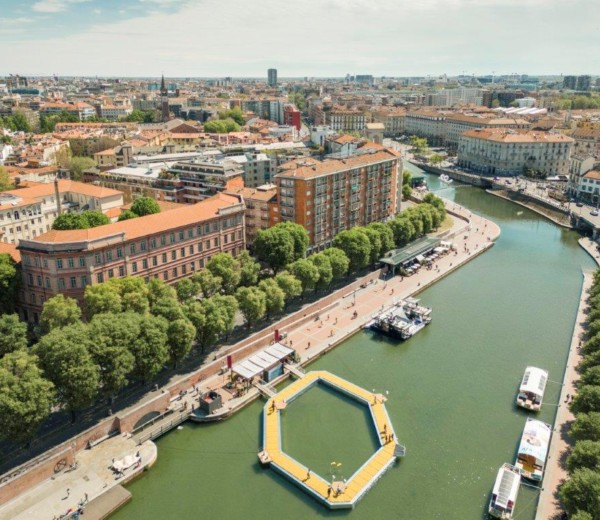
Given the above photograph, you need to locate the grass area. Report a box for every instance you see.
[435,214,454,234]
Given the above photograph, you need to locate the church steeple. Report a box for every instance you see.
[160,74,167,95]
[160,74,169,122]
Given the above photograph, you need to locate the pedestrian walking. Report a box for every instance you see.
[66,488,70,497]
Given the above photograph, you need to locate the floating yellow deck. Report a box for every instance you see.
[260,370,403,509]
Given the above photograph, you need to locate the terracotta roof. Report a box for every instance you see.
[27,193,242,245]
[583,170,600,181]
[461,128,574,144]
[226,186,277,202]
[276,149,399,180]
[7,180,123,200]
[0,242,21,263]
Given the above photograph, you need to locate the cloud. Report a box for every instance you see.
[92,8,101,14]
[32,0,90,13]
[0,17,35,25]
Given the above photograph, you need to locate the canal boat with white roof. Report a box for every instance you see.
[488,463,521,519]
[516,366,548,411]
[514,418,552,482]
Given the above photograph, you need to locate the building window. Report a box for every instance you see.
[79,257,86,267]
[45,277,51,289]
[130,244,136,255]
[106,250,113,261]
[190,261,195,271]
[58,278,65,289]
[152,256,157,267]
[116,247,123,259]
[140,241,147,251]
[95,252,101,265]
[37,275,42,287]
[161,235,166,246]
[97,273,104,283]
[150,238,157,249]
[171,250,177,261]
[142,259,148,269]
[81,276,88,287]
[163,271,168,281]
[43,258,48,268]
[189,245,194,255]
[180,247,185,258]
[27,273,33,286]
[162,253,167,263]
[205,240,210,250]
[118,266,125,277]
[188,229,193,238]
[196,226,202,236]
[172,267,178,278]
[67,257,74,268]
[182,264,187,275]
[179,231,184,241]
[70,277,77,288]
[197,242,203,252]
[108,269,114,278]
[170,232,175,244]
[214,237,219,247]
[132,262,138,273]
[199,258,205,268]
[56,258,63,269]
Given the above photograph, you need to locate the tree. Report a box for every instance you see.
[52,213,89,230]
[333,229,372,272]
[167,319,196,368]
[82,210,109,228]
[0,314,27,357]
[571,386,600,414]
[254,226,295,273]
[191,269,222,298]
[131,197,160,217]
[367,222,395,256]
[259,278,286,316]
[84,283,122,320]
[404,208,424,236]
[0,350,54,444]
[185,296,235,350]
[581,366,600,387]
[207,252,241,294]
[587,319,600,339]
[579,350,600,374]
[570,511,594,520]
[289,259,320,294]
[117,210,138,221]
[238,250,260,287]
[567,440,600,472]
[176,278,199,303]
[0,253,20,314]
[409,135,429,154]
[128,315,168,382]
[309,253,333,289]
[213,295,238,336]
[0,166,13,191]
[88,313,137,400]
[110,277,150,314]
[11,111,32,133]
[35,323,99,420]
[559,468,600,518]
[147,278,177,307]
[571,412,600,442]
[151,296,186,322]
[235,286,266,328]
[274,272,303,303]
[429,153,443,166]
[321,248,350,281]
[423,193,447,221]
[68,157,96,181]
[278,222,309,260]
[39,294,82,335]
[357,227,383,264]
[218,108,245,126]
[204,118,240,133]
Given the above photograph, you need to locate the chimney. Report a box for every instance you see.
[54,177,62,215]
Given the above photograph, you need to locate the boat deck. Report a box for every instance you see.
[260,370,402,509]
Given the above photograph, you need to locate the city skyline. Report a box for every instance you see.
[2,0,599,77]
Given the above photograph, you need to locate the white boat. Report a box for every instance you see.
[516,366,548,411]
[514,418,551,482]
[439,174,453,183]
[488,463,521,519]
[369,299,432,340]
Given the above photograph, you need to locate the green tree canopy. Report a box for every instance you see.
[88,313,137,399]
[185,297,232,350]
[110,277,150,314]
[207,252,241,294]
[274,271,303,302]
[235,286,267,328]
[191,269,223,298]
[289,259,320,294]
[0,253,19,314]
[321,247,350,280]
[0,350,54,444]
[238,250,261,287]
[204,118,240,133]
[0,166,13,191]
[357,227,383,265]
[167,318,196,367]
[367,222,395,255]
[567,440,600,473]
[571,412,600,442]
[218,107,245,126]
[151,296,186,322]
[409,135,429,154]
[128,314,169,382]
[581,366,600,387]
[277,222,309,261]
[559,468,600,518]
[254,226,295,273]
[35,323,99,418]
[0,314,27,357]
[39,294,82,335]
[176,278,200,303]
[309,253,333,289]
[259,278,286,316]
[117,210,138,222]
[82,210,109,227]
[52,210,109,230]
[68,156,96,181]
[570,511,594,520]
[572,385,600,415]
[333,229,372,272]
[131,197,160,217]
[84,283,122,319]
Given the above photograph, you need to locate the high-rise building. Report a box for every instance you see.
[563,76,577,90]
[577,75,592,92]
[268,68,278,87]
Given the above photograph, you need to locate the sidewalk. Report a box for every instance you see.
[0,197,500,520]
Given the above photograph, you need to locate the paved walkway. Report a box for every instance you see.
[535,239,599,520]
[0,197,500,520]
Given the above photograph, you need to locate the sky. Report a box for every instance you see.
[1,0,599,78]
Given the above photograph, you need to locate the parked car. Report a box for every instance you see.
[591,210,599,216]
[576,202,584,207]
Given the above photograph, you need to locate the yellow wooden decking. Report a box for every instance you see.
[261,370,399,508]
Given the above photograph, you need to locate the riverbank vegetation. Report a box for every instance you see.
[560,269,600,519]
[0,196,446,447]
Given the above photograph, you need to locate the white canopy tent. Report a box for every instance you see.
[231,342,295,380]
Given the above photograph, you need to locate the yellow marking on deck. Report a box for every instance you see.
[260,370,401,508]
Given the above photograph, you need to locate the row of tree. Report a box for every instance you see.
[558,269,600,519]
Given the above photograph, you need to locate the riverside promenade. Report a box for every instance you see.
[535,238,599,520]
[0,198,500,520]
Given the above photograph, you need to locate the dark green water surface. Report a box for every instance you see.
[113,166,595,519]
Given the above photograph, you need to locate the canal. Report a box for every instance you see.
[112,165,595,519]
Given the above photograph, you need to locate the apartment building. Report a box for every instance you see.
[226,184,278,244]
[226,152,275,188]
[569,126,600,159]
[426,88,486,107]
[40,102,96,121]
[444,115,530,148]
[313,105,366,132]
[371,108,407,137]
[275,147,401,251]
[404,111,447,146]
[240,99,284,124]
[0,180,123,245]
[17,193,245,322]
[283,104,301,131]
[457,129,574,177]
[576,170,600,203]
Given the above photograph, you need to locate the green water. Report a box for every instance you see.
[113,167,595,519]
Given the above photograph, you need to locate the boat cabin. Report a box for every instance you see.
[488,463,521,519]
[515,418,551,481]
[516,366,548,411]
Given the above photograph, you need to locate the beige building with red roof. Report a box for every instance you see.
[17,193,245,322]
[0,180,124,246]
[457,129,574,177]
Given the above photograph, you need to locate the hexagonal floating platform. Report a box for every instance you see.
[258,370,405,509]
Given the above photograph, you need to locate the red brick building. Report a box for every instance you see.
[283,104,302,131]
[17,193,245,322]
